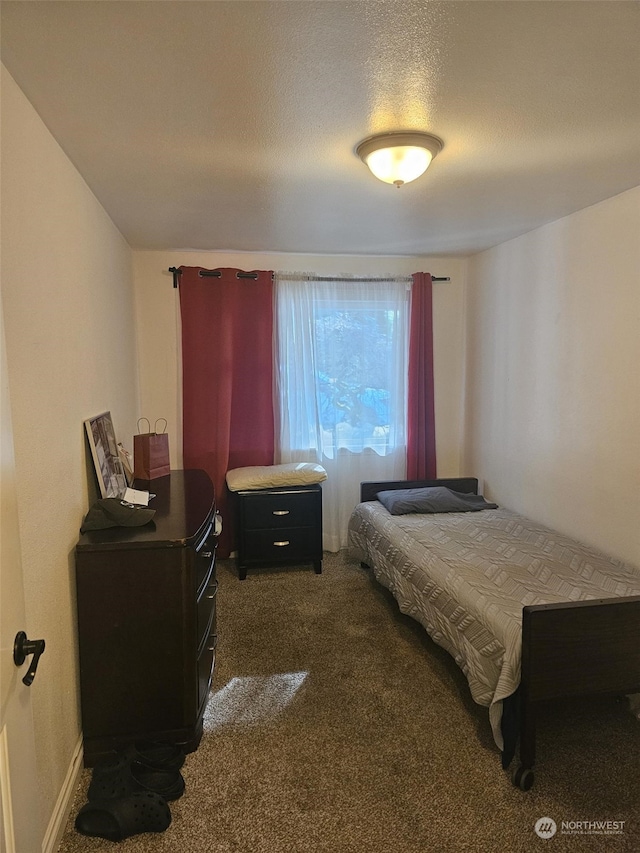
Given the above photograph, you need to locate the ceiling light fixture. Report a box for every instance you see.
[356,131,443,188]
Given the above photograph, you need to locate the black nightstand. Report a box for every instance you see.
[236,483,323,580]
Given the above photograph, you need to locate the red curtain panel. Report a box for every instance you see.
[179,267,274,556]
[407,272,437,479]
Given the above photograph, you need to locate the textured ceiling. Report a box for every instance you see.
[2,1,639,256]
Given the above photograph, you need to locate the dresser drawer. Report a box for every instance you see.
[195,532,216,597]
[197,633,216,716]
[196,574,217,653]
[240,489,318,530]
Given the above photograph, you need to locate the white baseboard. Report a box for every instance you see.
[42,735,83,853]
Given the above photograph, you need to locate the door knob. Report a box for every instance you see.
[13,631,46,686]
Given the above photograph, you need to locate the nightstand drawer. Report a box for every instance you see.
[240,489,317,529]
[242,527,319,562]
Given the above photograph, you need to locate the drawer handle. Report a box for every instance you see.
[201,551,213,559]
[273,540,290,547]
[207,634,218,652]
[272,510,290,516]
[206,580,219,600]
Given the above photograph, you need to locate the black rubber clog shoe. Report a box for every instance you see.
[92,740,185,777]
[75,792,171,841]
[131,740,186,771]
[88,762,185,802]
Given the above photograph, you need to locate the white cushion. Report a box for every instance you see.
[226,462,327,492]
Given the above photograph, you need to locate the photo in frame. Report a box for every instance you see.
[84,411,127,498]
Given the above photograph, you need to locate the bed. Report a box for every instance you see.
[348,477,640,790]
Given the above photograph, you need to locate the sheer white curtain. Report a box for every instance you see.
[275,275,410,551]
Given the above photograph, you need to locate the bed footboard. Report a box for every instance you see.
[512,595,640,790]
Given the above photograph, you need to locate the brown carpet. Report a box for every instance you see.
[58,551,639,852]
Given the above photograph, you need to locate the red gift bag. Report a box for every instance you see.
[133,418,170,480]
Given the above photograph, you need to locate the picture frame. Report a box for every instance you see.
[84,411,127,498]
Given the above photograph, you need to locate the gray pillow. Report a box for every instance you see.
[376,486,498,516]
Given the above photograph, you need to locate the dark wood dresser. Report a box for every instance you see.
[236,483,323,580]
[75,469,217,766]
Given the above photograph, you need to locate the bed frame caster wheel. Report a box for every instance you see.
[512,765,534,791]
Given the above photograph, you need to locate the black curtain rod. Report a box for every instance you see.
[294,275,451,283]
[169,267,450,288]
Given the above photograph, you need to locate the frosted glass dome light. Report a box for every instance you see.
[356,131,443,188]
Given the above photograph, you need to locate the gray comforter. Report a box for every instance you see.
[348,501,640,749]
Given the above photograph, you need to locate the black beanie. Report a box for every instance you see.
[80,498,156,534]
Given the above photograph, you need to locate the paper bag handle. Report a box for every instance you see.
[137,418,167,435]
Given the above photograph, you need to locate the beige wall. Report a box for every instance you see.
[132,251,468,480]
[1,66,138,844]
[463,186,640,565]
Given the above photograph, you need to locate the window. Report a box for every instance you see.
[314,299,407,457]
